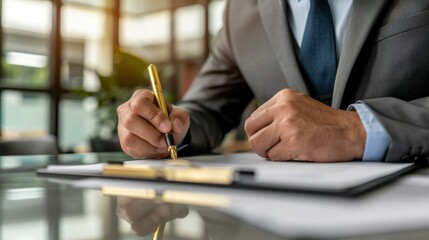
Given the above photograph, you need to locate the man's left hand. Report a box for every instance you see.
[244,89,366,162]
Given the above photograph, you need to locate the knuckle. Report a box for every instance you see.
[256,150,268,159]
[129,97,146,114]
[276,101,290,112]
[257,107,273,118]
[279,88,291,94]
[157,205,171,219]
[282,102,299,117]
[117,206,131,220]
[261,107,270,115]
[116,206,126,220]
[248,138,267,158]
[147,108,165,124]
[279,88,296,97]
[279,116,295,127]
[247,135,257,147]
[281,95,295,106]
[121,133,135,148]
[244,119,252,132]
[129,90,152,114]
[286,135,298,145]
[248,138,255,150]
[277,90,298,106]
[267,150,281,161]
[122,114,135,129]
[132,88,148,98]
[266,150,275,160]
[116,102,126,115]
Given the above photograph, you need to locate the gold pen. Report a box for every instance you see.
[153,224,165,240]
[148,64,178,160]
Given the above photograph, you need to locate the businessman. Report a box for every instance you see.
[117,0,429,163]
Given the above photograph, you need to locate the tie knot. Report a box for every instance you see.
[310,0,330,8]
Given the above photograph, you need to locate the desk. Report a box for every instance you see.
[1,153,429,240]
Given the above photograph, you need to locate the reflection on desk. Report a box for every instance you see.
[0,179,283,239]
[0,153,284,240]
[113,195,284,240]
[2,153,429,240]
[53,174,429,240]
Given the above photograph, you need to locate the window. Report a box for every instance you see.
[0,0,223,153]
[2,0,51,88]
[58,1,111,151]
[120,10,171,62]
[59,96,97,152]
[175,5,205,60]
[61,2,108,91]
[1,91,50,138]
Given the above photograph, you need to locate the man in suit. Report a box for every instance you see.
[117,0,429,163]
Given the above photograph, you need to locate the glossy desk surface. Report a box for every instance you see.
[1,153,429,240]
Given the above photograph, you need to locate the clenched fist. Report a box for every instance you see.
[245,89,366,162]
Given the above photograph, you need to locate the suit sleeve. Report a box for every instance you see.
[362,97,429,163]
[177,1,254,154]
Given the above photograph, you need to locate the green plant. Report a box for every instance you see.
[2,59,49,87]
[94,49,151,140]
[72,48,176,144]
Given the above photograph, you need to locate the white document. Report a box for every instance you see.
[39,152,415,193]
[46,163,104,174]
[128,153,415,190]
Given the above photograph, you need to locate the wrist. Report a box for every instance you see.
[344,111,367,159]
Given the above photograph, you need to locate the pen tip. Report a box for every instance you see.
[170,148,178,160]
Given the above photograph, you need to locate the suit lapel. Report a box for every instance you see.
[258,0,310,95]
[332,0,389,108]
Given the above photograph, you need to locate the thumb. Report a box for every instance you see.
[170,107,190,143]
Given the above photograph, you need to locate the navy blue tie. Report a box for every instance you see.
[299,0,337,102]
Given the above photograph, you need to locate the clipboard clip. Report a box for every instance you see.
[102,159,254,185]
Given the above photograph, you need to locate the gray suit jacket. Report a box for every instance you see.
[178,0,429,162]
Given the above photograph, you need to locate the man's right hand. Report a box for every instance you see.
[117,89,190,158]
[116,197,189,236]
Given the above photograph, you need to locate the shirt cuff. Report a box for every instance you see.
[348,103,390,162]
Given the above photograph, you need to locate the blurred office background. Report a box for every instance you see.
[0,0,226,153]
